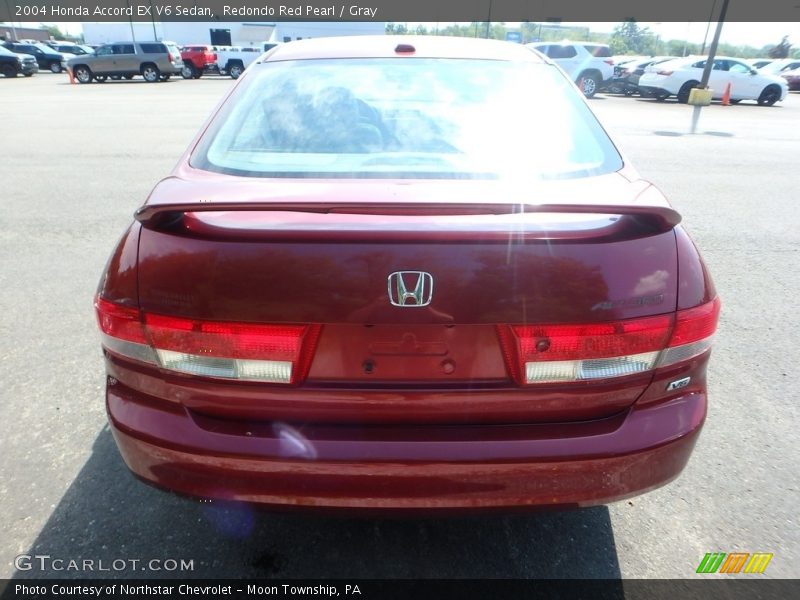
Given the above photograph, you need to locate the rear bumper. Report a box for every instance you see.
[638,86,671,98]
[603,78,638,93]
[107,382,706,513]
[164,62,183,75]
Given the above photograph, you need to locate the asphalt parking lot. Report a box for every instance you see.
[1,72,798,580]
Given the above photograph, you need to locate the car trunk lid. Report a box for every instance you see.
[132,173,680,423]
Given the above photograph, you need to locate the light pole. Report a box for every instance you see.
[691,0,730,133]
[699,0,730,90]
[125,0,137,43]
[3,0,17,40]
[701,0,718,54]
[149,0,158,40]
[683,23,691,56]
[653,22,662,56]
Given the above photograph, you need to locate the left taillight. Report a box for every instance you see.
[95,297,321,384]
[497,297,720,385]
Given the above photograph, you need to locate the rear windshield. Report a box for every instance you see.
[192,58,623,180]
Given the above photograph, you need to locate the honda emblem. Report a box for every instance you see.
[387,271,434,307]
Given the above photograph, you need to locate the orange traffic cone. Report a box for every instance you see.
[722,82,732,105]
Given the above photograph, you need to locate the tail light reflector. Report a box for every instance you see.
[95,298,146,344]
[497,297,720,384]
[604,59,615,65]
[657,70,674,76]
[95,298,321,384]
[657,296,720,368]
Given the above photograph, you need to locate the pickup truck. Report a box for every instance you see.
[180,45,218,79]
[215,42,280,79]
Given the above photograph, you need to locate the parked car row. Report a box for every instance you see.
[41,40,282,83]
[2,38,283,83]
[524,43,795,106]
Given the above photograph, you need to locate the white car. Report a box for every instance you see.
[758,58,800,76]
[638,56,789,105]
[749,59,773,70]
[526,41,614,98]
[216,42,282,79]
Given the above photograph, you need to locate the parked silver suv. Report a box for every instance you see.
[67,41,182,83]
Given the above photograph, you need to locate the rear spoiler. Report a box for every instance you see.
[136,202,681,235]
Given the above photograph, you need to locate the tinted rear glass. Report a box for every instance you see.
[192,58,622,180]
[547,45,577,59]
[585,45,612,57]
[140,43,165,54]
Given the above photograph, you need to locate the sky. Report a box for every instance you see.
[7,21,800,49]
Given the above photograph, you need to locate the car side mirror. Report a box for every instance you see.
[750,69,758,75]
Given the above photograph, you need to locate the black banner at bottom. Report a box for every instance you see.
[2,579,798,600]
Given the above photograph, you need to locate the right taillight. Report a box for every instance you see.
[95,297,322,384]
[657,70,674,76]
[656,296,721,368]
[497,297,720,385]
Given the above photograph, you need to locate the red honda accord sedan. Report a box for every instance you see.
[95,36,719,512]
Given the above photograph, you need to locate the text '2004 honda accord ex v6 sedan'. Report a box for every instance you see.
[95,36,720,513]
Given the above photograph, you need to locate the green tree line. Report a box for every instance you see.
[385,22,799,59]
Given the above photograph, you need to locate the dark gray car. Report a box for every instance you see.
[67,41,182,83]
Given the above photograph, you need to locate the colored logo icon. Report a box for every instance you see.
[697,552,773,574]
